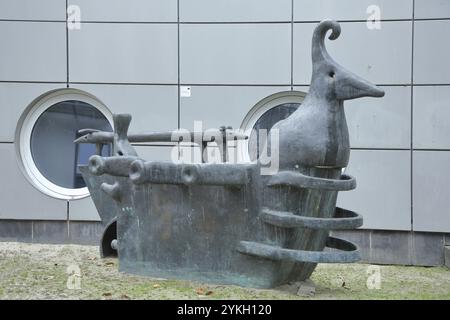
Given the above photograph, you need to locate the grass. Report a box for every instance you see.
[0,242,448,300]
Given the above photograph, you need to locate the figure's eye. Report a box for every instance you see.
[329,71,335,78]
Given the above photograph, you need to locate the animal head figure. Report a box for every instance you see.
[271,20,385,170]
[309,20,385,101]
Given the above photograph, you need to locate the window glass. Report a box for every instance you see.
[248,103,300,161]
[30,100,112,189]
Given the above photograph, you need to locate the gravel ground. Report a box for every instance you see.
[0,242,449,300]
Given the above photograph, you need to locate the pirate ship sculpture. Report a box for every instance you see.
[75,20,384,288]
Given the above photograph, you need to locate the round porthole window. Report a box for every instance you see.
[16,89,113,200]
[239,91,306,162]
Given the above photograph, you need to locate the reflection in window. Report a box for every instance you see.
[30,100,112,189]
[248,103,300,161]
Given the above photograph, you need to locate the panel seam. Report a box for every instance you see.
[410,0,415,233]
[65,0,69,88]
[1,17,449,24]
[177,0,181,129]
[290,0,294,91]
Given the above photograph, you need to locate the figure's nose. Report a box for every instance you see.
[335,68,385,100]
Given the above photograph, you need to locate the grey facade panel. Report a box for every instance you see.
[413,151,450,233]
[293,0,413,21]
[69,0,178,22]
[0,144,67,220]
[0,0,66,21]
[345,86,411,149]
[69,23,178,83]
[411,232,445,266]
[413,86,450,149]
[414,0,450,19]
[32,220,68,244]
[0,220,33,242]
[0,21,66,82]
[69,196,100,222]
[180,24,291,85]
[333,230,447,266]
[293,21,412,85]
[179,0,292,22]
[0,83,65,142]
[414,20,450,84]
[337,150,411,231]
[70,84,178,133]
[445,246,450,268]
[68,221,103,245]
[370,230,411,265]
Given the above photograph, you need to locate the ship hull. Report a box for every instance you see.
[81,161,361,288]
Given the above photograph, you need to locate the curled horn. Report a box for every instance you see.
[311,20,341,65]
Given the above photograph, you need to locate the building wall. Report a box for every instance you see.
[0,1,449,263]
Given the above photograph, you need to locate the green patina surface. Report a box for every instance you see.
[0,242,449,300]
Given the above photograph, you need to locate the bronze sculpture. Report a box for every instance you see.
[75,20,384,288]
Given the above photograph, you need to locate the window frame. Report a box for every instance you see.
[16,89,113,200]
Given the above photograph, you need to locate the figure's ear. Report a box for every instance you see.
[311,20,341,69]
